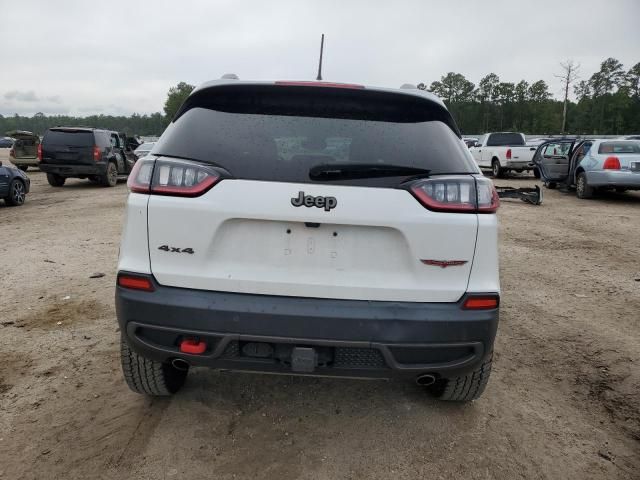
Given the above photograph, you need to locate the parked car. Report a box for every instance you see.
[38,127,136,187]
[0,159,30,206]
[0,137,14,148]
[7,130,40,171]
[133,141,155,159]
[116,78,500,402]
[533,139,640,198]
[469,132,538,177]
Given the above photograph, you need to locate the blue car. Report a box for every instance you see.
[533,139,640,199]
[0,160,30,206]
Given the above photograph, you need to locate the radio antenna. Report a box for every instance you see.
[316,34,325,81]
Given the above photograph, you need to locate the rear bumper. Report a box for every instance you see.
[116,274,499,380]
[505,160,534,170]
[11,157,39,167]
[38,162,107,177]
[586,170,640,189]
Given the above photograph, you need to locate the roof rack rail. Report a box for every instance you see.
[400,83,417,89]
[221,73,239,80]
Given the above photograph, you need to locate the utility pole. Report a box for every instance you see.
[555,60,580,134]
[316,34,325,81]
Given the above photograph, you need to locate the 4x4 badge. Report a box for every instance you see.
[291,191,337,212]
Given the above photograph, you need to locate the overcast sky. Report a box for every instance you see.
[1,0,638,116]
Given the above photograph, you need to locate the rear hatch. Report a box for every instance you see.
[7,130,38,159]
[143,83,484,302]
[41,128,95,164]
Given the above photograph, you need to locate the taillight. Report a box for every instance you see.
[506,149,512,160]
[117,273,155,292]
[462,295,499,310]
[409,176,499,213]
[603,156,620,170]
[127,157,221,197]
[93,145,101,162]
[37,144,42,161]
[9,147,15,158]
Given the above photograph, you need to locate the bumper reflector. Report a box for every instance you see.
[180,338,207,355]
[463,296,499,310]
[117,274,154,292]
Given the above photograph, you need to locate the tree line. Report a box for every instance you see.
[1,58,638,137]
[420,57,639,135]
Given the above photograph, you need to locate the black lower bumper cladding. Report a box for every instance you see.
[116,273,499,379]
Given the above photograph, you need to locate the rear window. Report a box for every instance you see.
[153,86,475,185]
[598,141,640,154]
[44,130,94,147]
[486,133,525,146]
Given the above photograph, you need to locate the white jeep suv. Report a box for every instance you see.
[116,79,500,402]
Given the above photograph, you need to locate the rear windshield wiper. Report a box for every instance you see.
[309,163,431,181]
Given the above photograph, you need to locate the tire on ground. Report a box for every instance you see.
[120,337,188,396]
[491,159,504,178]
[5,179,26,206]
[46,173,65,187]
[101,161,118,187]
[429,352,492,402]
[18,165,28,172]
[576,172,594,199]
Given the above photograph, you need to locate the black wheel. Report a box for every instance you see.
[88,176,100,184]
[5,179,26,206]
[429,353,493,402]
[18,165,28,172]
[576,172,594,199]
[120,338,187,396]
[46,173,65,187]
[545,181,557,189]
[101,162,118,187]
[533,167,541,179]
[491,159,504,178]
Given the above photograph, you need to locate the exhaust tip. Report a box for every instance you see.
[415,374,436,387]
[171,358,190,371]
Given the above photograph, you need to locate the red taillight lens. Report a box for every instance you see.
[37,144,42,161]
[93,145,101,162]
[410,176,499,213]
[117,274,155,292]
[463,295,499,310]
[603,156,620,170]
[179,338,207,355]
[506,148,512,160]
[127,157,221,197]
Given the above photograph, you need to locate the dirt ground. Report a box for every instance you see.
[1,152,639,480]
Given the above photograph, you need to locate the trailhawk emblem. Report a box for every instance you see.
[421,259,468,268]
[291,191,337,212]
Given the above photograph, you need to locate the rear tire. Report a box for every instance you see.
[576,172,594,199]
[491,159,504,178]
[429,353,493,402]
[46,173,65,187]
[5,179,26,206]
[533,167,541,179]
[101,162,118,187]
[120,338,188,396]
[18,165,28,172]
[545,181,557,189]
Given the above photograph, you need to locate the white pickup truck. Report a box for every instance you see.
[470,132,538,177]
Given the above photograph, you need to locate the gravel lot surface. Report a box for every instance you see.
[1,153,639,479]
